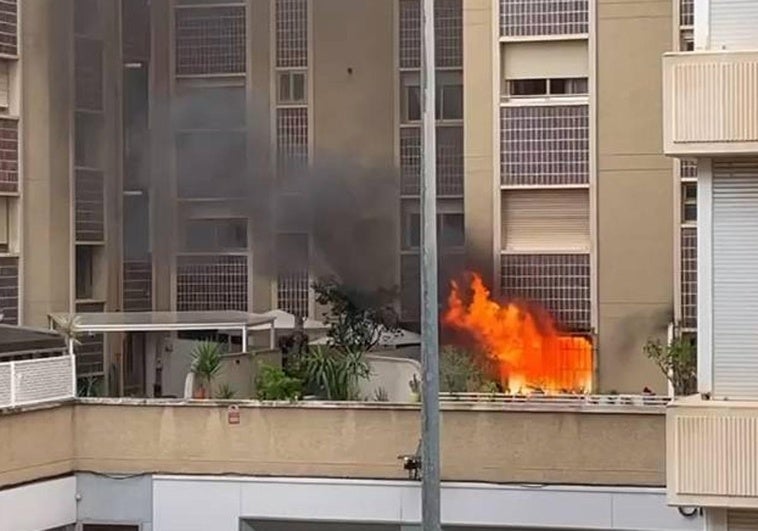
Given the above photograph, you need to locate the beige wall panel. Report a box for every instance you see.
[597,0,673,393]
[463,0,496,280]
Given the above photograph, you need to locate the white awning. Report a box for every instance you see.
[49,311,276,334]
[248,309,328,332]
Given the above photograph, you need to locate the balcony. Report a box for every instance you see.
[663,51,758,156]
[2,398,666,490]
[667,396,758,508]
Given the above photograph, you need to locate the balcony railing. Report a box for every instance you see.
[668,396,758,508]
[0,356,75,409]
[664,51,758,155]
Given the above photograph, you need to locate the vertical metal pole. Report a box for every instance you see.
[420,0,440,529]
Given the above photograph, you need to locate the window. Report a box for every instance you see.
[403,211,465,250]
[507,77,588,98]
[682,183,697,223]
[76,245,94,300]
[500,0,589,38]
[277,71,307,104]
[401,72,462,123]
[0,197,9,253]
[184,218,247,252]
[175,5,246,76]
[680,29,694,51]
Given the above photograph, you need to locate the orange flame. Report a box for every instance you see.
[443,273,593,394]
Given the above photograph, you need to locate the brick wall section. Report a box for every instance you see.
[0,1,17,56]
[0,256,17,325]
[123,260,152,312]
[0,118,17,193]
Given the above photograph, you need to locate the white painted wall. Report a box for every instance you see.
[0,476,76,531]
[362,354,421,402]
[76,473,153,530]
[152,476,705,531]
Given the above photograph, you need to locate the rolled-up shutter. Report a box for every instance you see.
[729,510,758,531]
[713,160,758,399]
[502,189,589,252]
[711,0,758,51]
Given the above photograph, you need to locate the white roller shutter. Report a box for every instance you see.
[502,189,589,252]
[710,0,758,51]
[713,160,758,399]
[729,510,758,531]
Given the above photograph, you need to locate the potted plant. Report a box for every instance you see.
[409,374,421,402]
[190,341,223,399]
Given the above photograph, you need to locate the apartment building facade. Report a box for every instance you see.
[665,0,758,530]
[5,0,682,394]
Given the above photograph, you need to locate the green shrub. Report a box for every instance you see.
[440,346,495,393]
[255,364,302,401]
[301,345,371,400]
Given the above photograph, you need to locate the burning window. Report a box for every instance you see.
[500,253,591,332]
[500,0,589,38]
[175,5,246,76]
[445,273,593,394]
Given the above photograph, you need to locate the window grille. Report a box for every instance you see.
[123,260,152,312]
[0,0,17,56]
[0,118,17,193]
[75,302,105,376]
[175,6,246,76]
[276,107,308,177]
[680,159,697,179]
[176,255,248,311]
[680,0,694,27]
[399,0,462,69]
[122,0,150,63]
[277,233,309,317]
[437,126,463,196]
[75,37,103,112]
[500,0,588,38]
[435,0,462,68]
[401,253,420,323]
[276,0,308,68]
[501,104,589,186]
[681,227,697,329]
[0,256,17,325]
[501,253,591,332]
[75,169,105,243]
[401,126,462,196]
[400,127,421,195]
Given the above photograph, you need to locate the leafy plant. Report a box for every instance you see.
[313,278,400,352]
[301,345,371,400]
[439,346,492,393]
[255,364,302,401]
[215,383,236,399]
[190,341,223,398]
[373,387,389,402]
[56,315,83,350]
[644,335,697,396]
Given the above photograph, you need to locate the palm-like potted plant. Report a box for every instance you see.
[190,341,223,399]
